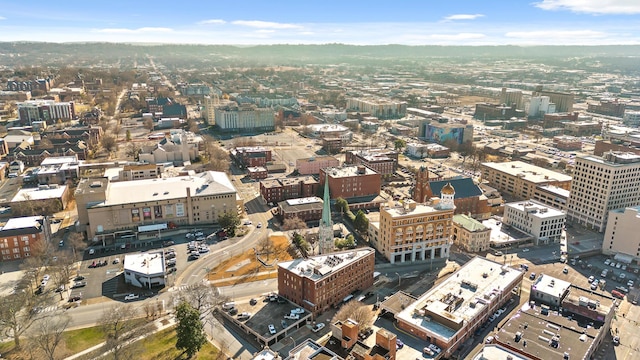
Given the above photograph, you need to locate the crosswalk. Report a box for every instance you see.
[32,305,58,314]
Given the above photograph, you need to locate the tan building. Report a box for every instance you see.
[277,247,375,315]
[452,214,491,252]
[296,156,340,175]
[480,161,572,200]
[603,206,640,261]
[369,191,455,264]
[75,171,240,242]
[117,163,164,182]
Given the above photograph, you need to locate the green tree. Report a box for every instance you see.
[353,210,369,233]
[175,301,207,358]
[218,211,240,232]
[394,139,406,152]
[334,197,349,215]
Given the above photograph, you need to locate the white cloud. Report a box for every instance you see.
[256,29,275,34]
[505,29,607,39]
[198,19,226,25]
[94,27,174,34]
[231,20,302,29]
[534,0,640,14]
[429,33,486,40]
[0,16,5,20]
[443,14,484,21]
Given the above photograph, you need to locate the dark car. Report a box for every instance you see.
[359,328,374,340]
[228,307,238,316]
[250,298,257,306]
[68,295,82,302]
[73,275,85,281]
[188,254,200,261]
[163,240,175,246]
[166,267,177,274]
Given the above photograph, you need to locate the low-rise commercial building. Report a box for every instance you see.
[394,257,523,358]
[452,214,491,252]
[260,176,319,205]
[230,147,272,168]
[503,200,565,245]
[345,149,398,176]
[278,247,375,315]
[296,156,340,175]
[123,251,166,288]
[0,216,50,261]
[275,197,324,222]
[320,166,381,201]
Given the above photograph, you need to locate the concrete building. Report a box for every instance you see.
[533,87,574,113]
[588,99,625,117]
[346,98,407,119]
[503,200,565,245]
[527,95,555,117]
[123,251,166,288]
[277,247,375,315]
[500,87,523,109]
[567,152,640,232]
[214,103,275,132]
[532,185,570,211]
[36,155,80,185]
[369,194,454,264]
[563,121,602,137]
[259,176,319,205]
[275,197,324,222]
[0,216,50,261]
[75,171,239,241]
[552,135,582,151]
[247,166,268,180]
[419,121,474,145]
[17,99,76,125]
[306,124,353,143]
[480,161,572,200]
[320,166,381,201]
[394,257,523,358]
[603,206,640,261]
[138,130,200,165]
[296,156,340,176]
[117,163,163,182]
[474,103,524,121]
[345,149,398,177]
[623,110,640,126]
[406,142,450,159]
[452,214,491,252]
[10,184,69,214]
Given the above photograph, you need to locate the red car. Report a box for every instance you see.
[88,261,96,268]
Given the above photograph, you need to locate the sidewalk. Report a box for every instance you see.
[63,316,176,360]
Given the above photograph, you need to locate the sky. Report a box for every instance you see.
[1,0,640,45]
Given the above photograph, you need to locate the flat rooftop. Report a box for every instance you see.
[382,202,448,218]
[505,200,566,219]
[397,257,523,340]
[123,251,164,275]
[536,185,570,198]
[12,185,66,202]
[278,248,374,282]
[481,161,572,183]
[532,274,571,299]
[101,171,235,206]
[1,216,42,230]
[325,166,377,178]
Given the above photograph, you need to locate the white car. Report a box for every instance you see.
[257,222,262,228]
[627,280,634,288]
[284,314,300,320]
[429,344,442,353]
[521,248,530,252]
[124,293,139,301]
[312,323,325,332]
[42,274,51,282]
[88,248,95,255]
[268,324,276,335]
[291,308,305,314]
[244,220,252,225]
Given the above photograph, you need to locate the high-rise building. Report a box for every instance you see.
[603,205,640,260]
[567,152,640,232]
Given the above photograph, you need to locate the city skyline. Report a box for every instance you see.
[1,0,640,45]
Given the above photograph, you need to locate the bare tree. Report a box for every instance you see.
[124,142,141,160]
[100,134,117,154]
[176,282,228,314]
[282,216,307,231]
[143,117,154,131]
[331,300,374,333]
[99,304,148,360]
[0,289,52,349]
[32,314,71,360]
[51,254,74,300]
[257,235,276,261]
[67,232,87,261]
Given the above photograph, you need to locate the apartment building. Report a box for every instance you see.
[320,166,381,201]
[214,103,275,132]
[346,98,407,119]
[603,206,640,261]
[117,163,163,182]
[230,147,272,168]
[345,149,398,176]
[503,200,565,245]
[17,99,76,125]
[567,152,640,232]
[259,176,319,204]
[480,161,572,200]
[278,248,375,314]
[275,197,324,222]
[452,214,491,252]
[296,156,340,175]
[0,216,50,261]
[369,194,454,264]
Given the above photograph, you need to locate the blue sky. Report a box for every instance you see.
[1,0,640,45]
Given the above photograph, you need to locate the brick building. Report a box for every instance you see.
[278,247,375,315]
[230,147,272,168]
[320,166,381,201]
[275,197,324,222]
[259,176,319,205]
[296,156,340,175]
[345,149,398,176]
[588,99,625,117]
[553,135,582,151]
[0,216,51,261]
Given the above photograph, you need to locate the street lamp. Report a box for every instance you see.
[396,272,401,286]
[289,336,296,348]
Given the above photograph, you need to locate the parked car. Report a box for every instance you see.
[228,308,238,316]
[73,275,85,281]
[88,261,97,268]
[588,275,595,283]
[68,295,83,303]
[529,273,536,280]
[88,248,95,255]
[268,324,277,334]
[257,222,262,228]
[281,320,287,328]
[284,314,299,320]
[166,267,177,274]
[358,328,374,340]
[396,338,404,349]
[124,293,139,301]
[312,323,325,332]
[112,258,120,264]
[291,307,305,314]
[237,312,251,321]
[188,254,200,261]
[250,298,257,306]
[71,281,87,289]
[423,347,435,356]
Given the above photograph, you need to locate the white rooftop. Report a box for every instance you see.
[12,185,66,202]
[123,251,164,276]
[482,161,572,183]
[278,248,374,281]
[397,257,523,341]
[101,171,235,206]
[286,197,322,206]
[505,200,565,219]
[532,274,571,299]
[40,156,79,166]
[325,166,377,178]
[2,216,43,231]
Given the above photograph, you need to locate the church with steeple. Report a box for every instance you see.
[318,174,334,255]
